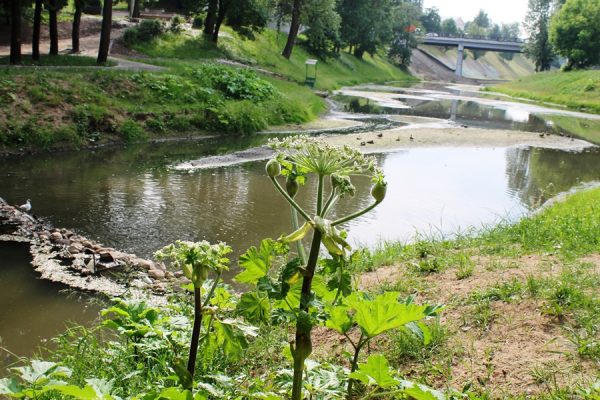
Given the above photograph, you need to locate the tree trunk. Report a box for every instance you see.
[49,0,59,55]
[204,0,218,36]
[10,0,22,64]
[32,0,42,61]
[97,0,113,64]
[132,0,140,18]
[72,1,82,53]
[281,0,301,59]
[211,0,228,44]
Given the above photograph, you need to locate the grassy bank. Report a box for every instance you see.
[129,28,416,90]
[486,70,600,114]
[0,61,325,152]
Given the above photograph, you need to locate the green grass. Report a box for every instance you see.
[474,186,600,258]
[486,70,600,114]
[0,64,325,151]
[129,28,416,90]
[0,55,116,67]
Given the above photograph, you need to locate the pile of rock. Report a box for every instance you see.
[0,197,184,301]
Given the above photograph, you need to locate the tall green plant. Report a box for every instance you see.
[155,241,232,382]
[241,136,386,400]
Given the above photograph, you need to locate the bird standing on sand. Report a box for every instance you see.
[410,134,414,141]
[19,199,32,212]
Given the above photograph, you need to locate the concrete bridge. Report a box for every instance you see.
[419,36,524,77]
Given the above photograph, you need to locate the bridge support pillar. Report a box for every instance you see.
[455,43,464,77]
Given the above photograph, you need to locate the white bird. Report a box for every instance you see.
[19,199,32,212]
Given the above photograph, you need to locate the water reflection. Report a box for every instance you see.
[0,242,99,370]
[1,142,599,261]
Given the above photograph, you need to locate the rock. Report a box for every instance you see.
[137,259,154,271]
[39,231,51,240]
[68,243,84,254]
[152,282,166,292]
[165,271,174,279]
[56,238,71,246]
[82,240,94,248]
[148,269,165,280]
[155,262,166,271]
[51,232,63,241]
[174,271,184,278]
[98,250,114,262]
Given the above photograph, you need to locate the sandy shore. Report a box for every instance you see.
[321,126,593,152]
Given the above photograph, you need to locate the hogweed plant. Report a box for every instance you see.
[247,136,387,400]
[155,241,232,384]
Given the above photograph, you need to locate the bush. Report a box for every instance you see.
[120,119,148,142]
[123,19,165,45]
[192,14,204,29]
[190,64,275,101]
[169,16,185,34]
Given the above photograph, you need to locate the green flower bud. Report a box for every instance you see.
[371,181,387,203]
[286,176,299,198]
[266,159,281,177]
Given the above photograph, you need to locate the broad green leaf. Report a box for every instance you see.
[49,384,102,400]
[212,318,257,360]
[235,239,276,284]
[172,358,193,390]
[347,292,429,338]
[157,387,193,400]
[0,377,21,395]
[13,360,71,385]
[348,354,398,389]
[399,380,445,400]
[236,292,271,324]
[325,306,353,334]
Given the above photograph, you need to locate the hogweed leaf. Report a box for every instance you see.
[236,239,277,284]
[346,292,430,338]
[236,292,271,324]
[348,354,398,389]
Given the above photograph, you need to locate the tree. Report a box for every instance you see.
[32,0,42,60]
[47,0,59,55]
[72,0,85,53]
[388,0,421,67]
[489,23,501,40]
[97,0,113,63]
[211,0,268,43]
[338,0,394,59]
[281,0,302,58]
[441,18,458,37]
[549,0,600,69]
[420,7,440,33]
[9,0,22,64]
[524,0,554,71]
[302,0,340,56]
[204,0,218,35]
[473,9,490,28]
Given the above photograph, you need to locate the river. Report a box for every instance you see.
[1,82,599,369]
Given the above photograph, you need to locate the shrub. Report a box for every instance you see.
[169,16,185,34]
[123,19,165,45]
[192,14,204,29]
[191,64,275,101]
[120,119,148,142]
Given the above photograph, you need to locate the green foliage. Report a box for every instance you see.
[120,119,148,143]
[192,64,275,101]
[123,19,166,45]
[476,186,600,257]
[550,0,600,69]
[523,0,554,71]
[487,70,600,115]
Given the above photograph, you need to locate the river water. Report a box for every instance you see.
[1,82,599,368]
